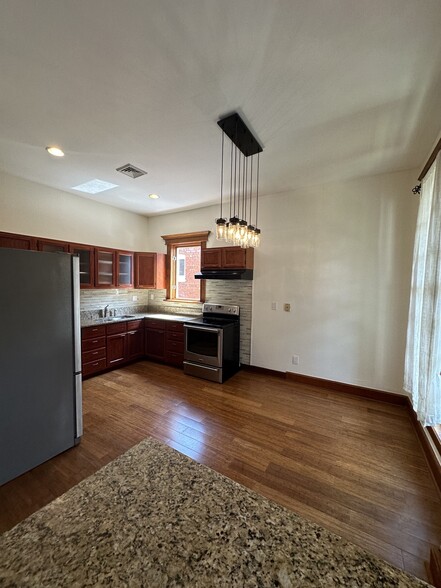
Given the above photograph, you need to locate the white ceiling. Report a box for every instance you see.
[1,0,441,216]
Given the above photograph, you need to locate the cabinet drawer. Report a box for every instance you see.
[82,325,106,340]
[83,358,107,377]
[82,347,106,363]
[145,319,165,330]
[106,322,127,335]
[165,339,184,354]
[82,336,106,351]
[166,330,184,342]
[165,351,184,366]
[166,321,184,333]
[127,319,143,331]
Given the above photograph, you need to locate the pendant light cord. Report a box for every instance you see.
[249,156,253,223]
[256,153,260,227]
[220,131,224,218]
[229,138,233,219]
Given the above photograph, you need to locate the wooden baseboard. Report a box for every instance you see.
[285,371,407,405]
[241,364,286,378]
[406,397,441,497]
[429,546,441,588]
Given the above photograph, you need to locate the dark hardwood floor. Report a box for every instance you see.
[1,361,440,583]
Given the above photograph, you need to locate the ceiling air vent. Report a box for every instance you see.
[116,163,147,179]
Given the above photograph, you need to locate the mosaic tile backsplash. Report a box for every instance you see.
[80,281,253,365]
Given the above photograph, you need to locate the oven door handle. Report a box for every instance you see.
[186,325,220,333]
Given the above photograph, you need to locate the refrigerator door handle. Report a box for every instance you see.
[75,373,83,438]
[72,255,83,439]
[72,255,82,374]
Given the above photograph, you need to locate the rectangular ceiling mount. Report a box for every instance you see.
[116,164,147,179]
[217,113,262,157]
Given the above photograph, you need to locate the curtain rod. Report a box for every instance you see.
[418,136,441,181]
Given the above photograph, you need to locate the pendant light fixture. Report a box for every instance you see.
[215,113,263,248]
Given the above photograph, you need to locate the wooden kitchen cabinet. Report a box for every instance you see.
[127,319,144,360]
[145,318,185,367]
[81,325,107,378]
[165,320,184,366]
[200,248,222,268]
[36,238,69,253]
[0,230,169,291]
[106,320,147,368]
[145,319,166,360]
[69,244,95,288]
[95,248,116,288]
[201,246,253,270]
[135,252,166,289]
[82,317,185,377]
[117,251,134,288]
[106,335,127,367]
[0,231,36,250]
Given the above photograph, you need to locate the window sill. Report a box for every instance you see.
[429,425,441,454]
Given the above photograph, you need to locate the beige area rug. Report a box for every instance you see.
[0,437,429,587]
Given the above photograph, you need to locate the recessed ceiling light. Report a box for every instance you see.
[46,146,64,157]
[72,179,119,194]
[148,193,159,199]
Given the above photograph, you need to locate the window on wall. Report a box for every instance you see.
[161,231,210,302]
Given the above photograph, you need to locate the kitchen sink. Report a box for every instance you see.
[94,315,136,324]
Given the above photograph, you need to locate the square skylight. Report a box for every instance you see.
[72,179,118,194]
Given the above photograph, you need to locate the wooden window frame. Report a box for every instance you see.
[161,231,210,302]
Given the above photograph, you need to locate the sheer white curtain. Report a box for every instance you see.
[404,151,441,426]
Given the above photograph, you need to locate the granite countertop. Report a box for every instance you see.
[0,437,429,587]
[81,313,198,328]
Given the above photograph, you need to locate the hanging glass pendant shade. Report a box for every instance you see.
[215,217,227,240]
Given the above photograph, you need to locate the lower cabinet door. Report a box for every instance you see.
[107,333,127,367]
[127,329,145,360]
[145,328,165,360]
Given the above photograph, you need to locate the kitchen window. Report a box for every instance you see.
[162,231,210,302]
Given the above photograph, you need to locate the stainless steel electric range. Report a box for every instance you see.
[183,303,240,383]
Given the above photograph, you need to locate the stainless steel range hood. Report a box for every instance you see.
[194,269,253,280]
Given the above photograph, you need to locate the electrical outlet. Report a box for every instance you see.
[271,301,277,311]
[149,293,154,300]
[284,303,291,312]
[132,295,138,302]
[292,355,299,365]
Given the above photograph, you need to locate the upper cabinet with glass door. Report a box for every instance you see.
[68,244,94,288]
[117,251,134,288]
[95,248,116,288]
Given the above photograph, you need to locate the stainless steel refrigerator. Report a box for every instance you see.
[0,248,82,486]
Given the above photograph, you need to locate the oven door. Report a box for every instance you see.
[184,324,223,368]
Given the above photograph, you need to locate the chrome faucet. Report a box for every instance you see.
[103,304,109,318]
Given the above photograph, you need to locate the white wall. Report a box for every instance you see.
[148,168,419,393]
[147,205,219,252]
[0,171,150,250]
[253,169,418,392]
